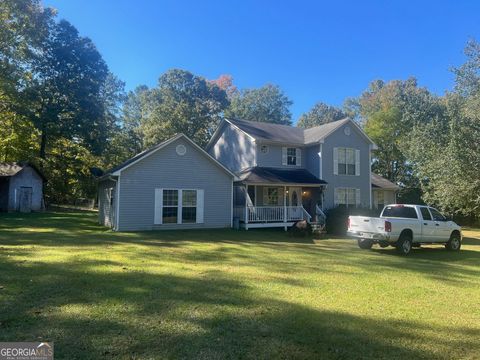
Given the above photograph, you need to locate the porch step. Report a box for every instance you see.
[310,222,326,234]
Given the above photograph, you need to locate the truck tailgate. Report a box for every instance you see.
[348,216,386,234]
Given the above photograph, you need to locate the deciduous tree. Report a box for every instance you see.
[297,102,346,128]
[225,84,292,125]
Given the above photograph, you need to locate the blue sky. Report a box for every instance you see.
[44,0,480,122]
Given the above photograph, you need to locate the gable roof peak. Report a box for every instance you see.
[101,133,235,179]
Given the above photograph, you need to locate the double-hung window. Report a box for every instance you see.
[334,147,359,175]
[338,148,356,175]
[155,189,204,225]
[282,147,301,166]
[162,189,179,223]
[287,148,297,165]
[181,190,197,223]
[264,187,279,205]
[335,188,360,207]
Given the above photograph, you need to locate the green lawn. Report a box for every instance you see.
[0,212,479,360]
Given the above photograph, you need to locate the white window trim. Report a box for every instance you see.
[282,147,301,166]
[334,147,360,176]
[263,187,281,206]
[334,187,361,207]
[154,188,204,225]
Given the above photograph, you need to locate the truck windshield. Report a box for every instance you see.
[382,206,418,219]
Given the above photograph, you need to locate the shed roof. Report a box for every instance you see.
[237,167,327,186]
[0,162,46,181]
[371,173,400,190]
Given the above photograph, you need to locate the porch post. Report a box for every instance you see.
[283,186,287,230]
[245,185,249,230]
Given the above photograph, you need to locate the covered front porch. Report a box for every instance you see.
[233,167,327,230]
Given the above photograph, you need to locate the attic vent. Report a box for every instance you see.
[176,144,187,156]
[260,145,269,154]
[344,126,351,136]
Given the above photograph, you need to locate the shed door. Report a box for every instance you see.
[19,187,33,213]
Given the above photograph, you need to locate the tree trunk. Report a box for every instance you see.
[39,127,47,160]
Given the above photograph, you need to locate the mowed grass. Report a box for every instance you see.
[0,212,479,360]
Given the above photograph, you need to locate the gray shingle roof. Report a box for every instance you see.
[227,118,351,145]
[228,118,305,144]
[237,167,327,185]
[0,162,46,181]
[0,163,24,177]
[371,173,400,190]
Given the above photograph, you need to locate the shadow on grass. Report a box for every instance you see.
[1,255,478,359]
[1,212,479,358]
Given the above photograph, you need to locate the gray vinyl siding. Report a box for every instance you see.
[118,137,233,231]
[7,167,43,211]
[322,124,372,209]
[98,179,116,227]
[256,144,305,168]
[305,144,320,177]
[209,123,256,172]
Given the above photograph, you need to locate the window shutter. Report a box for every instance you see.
[177,190,183,224]
[355,150,360,176]
[333,147,338,175]
[355,189,361,207]
[278,187,284,206]
[334,188,338,206]
[154,188,163,224]
[196,189,204,223]
[282,147,287,165]
[296,148,302,166]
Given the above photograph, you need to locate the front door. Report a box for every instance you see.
[288,187,302,219]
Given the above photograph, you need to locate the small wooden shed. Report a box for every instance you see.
[0,162,46,212]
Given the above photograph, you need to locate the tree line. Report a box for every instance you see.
[1,0,479,221]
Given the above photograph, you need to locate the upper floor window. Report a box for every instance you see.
[287,148,297,165]
[282,147,301,166]
[260,145,269,154]
[334,147,360,176]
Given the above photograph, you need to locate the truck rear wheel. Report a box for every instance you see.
[358,239,373,249]
[396,234,412,255]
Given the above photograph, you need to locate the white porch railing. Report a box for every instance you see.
[315,204,326,225]
[246,206,311,223]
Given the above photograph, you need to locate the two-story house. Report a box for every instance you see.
[207,118,396,230]
[97,118,398,232]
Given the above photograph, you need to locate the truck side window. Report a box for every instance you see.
[420,207,432,221]
[429,208,446,221]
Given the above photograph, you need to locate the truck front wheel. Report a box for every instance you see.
[358,239,374,249]
[445,232,461,251]
[396,234,412,255]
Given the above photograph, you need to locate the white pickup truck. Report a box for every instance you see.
[347,204,462,255]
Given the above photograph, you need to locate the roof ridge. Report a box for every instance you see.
[227,117,299,130]
[227,117,353,145]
